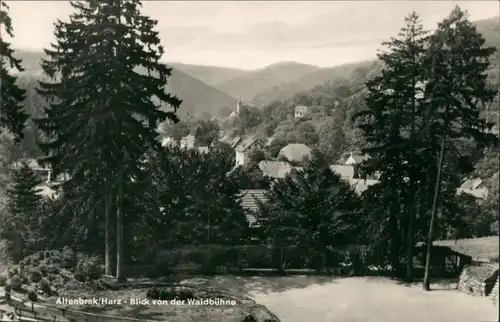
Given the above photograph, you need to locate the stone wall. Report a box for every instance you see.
[491,276,499,305]
[457,265,498,297]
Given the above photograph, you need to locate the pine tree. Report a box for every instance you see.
[0,1,28,142]
[5,161,42,260]
[35,0,181,280]
[151,146,248,246]
[257,151,361,267]
[422,6,498,291]
[355,12,429,278]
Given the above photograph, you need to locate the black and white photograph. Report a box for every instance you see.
[0,1,499,321]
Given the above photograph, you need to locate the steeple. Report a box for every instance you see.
[236,98,241,115]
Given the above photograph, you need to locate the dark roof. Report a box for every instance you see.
[238,189,267,226]
[235,136,257,152]
[416,236,499,262]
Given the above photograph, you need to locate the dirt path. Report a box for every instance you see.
[248,277,498,322]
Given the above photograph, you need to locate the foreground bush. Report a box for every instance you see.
[147,286,197,301]
[6,247,105,300]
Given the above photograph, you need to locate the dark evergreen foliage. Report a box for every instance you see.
[4,162,43,254]
[256,151,361,251]
[148,145,249,247]
[0,1,28,142]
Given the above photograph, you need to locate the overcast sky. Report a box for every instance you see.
[3,1,499,70]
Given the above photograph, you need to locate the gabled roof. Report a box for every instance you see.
[416,236,499,262]
[11,159,48,171]
[225,111,239,122]
[238,189,267,227]
[265,137,275,146]
[229,136,242,148]
[294,105,309,112]
[180,134,196,149]
[36,183,58,198]
[278,143,312,163]
[457,178,488,200]
[197,146,209,154]
[235,136,257,152]
[460,178,483,190]
[348,179,378,194]
[345,153,370,165]
[161,136,176,147]
[258,161,294,179]
[329,165,355,179]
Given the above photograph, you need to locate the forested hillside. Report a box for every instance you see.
[169,62,246,87]
[217,62,321,101]
[251,17,499,106]
[12,51,239,120]
[220,15,499,177]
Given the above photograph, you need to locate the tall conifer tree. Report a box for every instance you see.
[422,6,498,290]
[355,12,429,278]
[36,0,181,280]
[0,1,28,142]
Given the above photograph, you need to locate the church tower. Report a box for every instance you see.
[236,98,241,115]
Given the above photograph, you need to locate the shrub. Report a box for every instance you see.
[242,314,258,322]
[238,245,272,268]
[76,255,102,280]
[27,286,38,302]
[8,265,20,278]
[147,286,196,301]
[61,246,77,269]
[38,263,49,276]
[38,278,52,296]
[28,268,43,283]
[46,265,60,275]
[10,275,23,290]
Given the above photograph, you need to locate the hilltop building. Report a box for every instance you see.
[294,105,310,119]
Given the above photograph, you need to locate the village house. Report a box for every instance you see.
[180,134,196,149]
[457,178,489,201]
[238,189,267,228]
[258,161,295,179]
[348,178,379,194]
[225,99,242,123]
[161,134,195,149]
[10,159,63,198]
[234,136,262,167]
[329,164,378,194]
[329,165,356,180]
[278,143,312,165]
[11,159,51,182]
[294,105,310,119]
[345,152,370,165]
[161,134,210,153]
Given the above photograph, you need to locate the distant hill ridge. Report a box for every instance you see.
[12,51,239,119]
[10,16,498,117]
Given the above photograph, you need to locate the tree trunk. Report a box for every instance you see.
[388,204,401,277]
[105,191,115,276]
[423,134,447,291]
[116,180,124,282]
[406,204,415,281]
